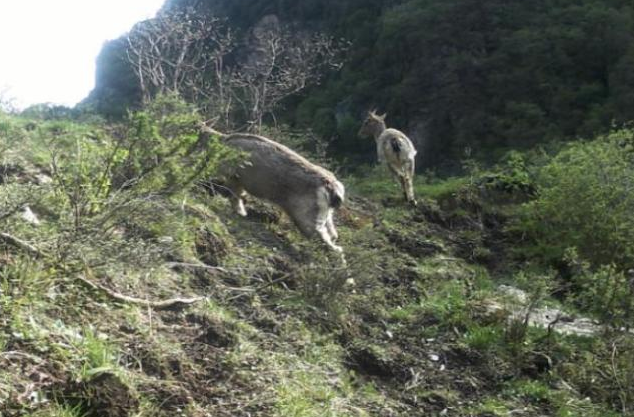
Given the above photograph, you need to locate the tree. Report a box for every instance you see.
[230,19,346,131]
[126,10,345,132]
[126,8,234,111]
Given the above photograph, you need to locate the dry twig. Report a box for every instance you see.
[77,274,206,310]
[0,232,48,258]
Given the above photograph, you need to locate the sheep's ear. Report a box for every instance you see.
[369,109,377,117]
[378,113,387,121]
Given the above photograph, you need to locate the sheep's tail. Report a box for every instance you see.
[390,136,418,160]
[389,136,401,154]
[325,180,345,209]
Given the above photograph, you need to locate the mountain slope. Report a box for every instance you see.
[1,109,632,416]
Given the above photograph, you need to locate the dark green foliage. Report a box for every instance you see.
[515,128,634,269]
[116,0,634,168]
[565,250,634,329]
[20,103,77,120]
[39,95,232,234]
[478,151,535,195]
[116,95,231,194]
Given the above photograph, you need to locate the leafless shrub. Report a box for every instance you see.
[126,8,234,114]
[126,11,347,131]
[231,25,346,131]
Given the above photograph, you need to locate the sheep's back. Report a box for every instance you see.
[224,134,334,205]
[379,129,417,161]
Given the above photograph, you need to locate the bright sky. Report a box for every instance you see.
[0,0,165,109]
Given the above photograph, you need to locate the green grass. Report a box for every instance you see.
[468,397,511,416]
[346,165,468,202]
[463,324,503,352]
[75,327,120,379]
[24,403,88,417]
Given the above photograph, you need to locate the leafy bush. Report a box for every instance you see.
[478,151,536,195]
[560,335,634,415]
[46,95,232,231]
[115,94,232,195]
[515,128,634,269]
[565,249,634,328]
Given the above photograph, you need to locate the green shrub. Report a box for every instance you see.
[479,151,535,195]
[116,94,232,195]
[559,336,634,415]
[565,249,634,328]
[45,95,232,231]
[463,324,503,352]
[515,128,634,269]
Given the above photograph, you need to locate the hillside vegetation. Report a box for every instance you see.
[89,0,634,166]
[1,97,634,416]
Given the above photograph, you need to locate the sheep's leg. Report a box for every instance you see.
[398,174,409,201]
[399,173,416,205]
[317,224,343,253]
[387,164,405,198]
[291,193,345,265]
[295,213,342,253]
[226,180,247,216]
[405,178,417,206]
[326,210,338,241]
[405,160,417,206]
[395,159,417,206]
[316,222,346,266]
[234,197,247,216]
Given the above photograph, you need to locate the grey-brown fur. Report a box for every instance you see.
[203,125,345,254]
[358,111,417,205]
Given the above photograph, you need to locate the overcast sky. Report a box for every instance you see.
[0,0,165,109]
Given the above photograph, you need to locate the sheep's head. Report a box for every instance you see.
[358,110,386,138]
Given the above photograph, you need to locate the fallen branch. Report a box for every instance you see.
[0,232,48,258]
[0,351,44,363]
[77,275,206,310]
[166,261,229,274]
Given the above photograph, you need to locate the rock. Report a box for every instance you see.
[498,285,528,303]
[472,299,511,324]
[34,173,53,184]
[21,206,40,225]
[496,285,603,337]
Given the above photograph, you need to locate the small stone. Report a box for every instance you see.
[34,173,53,184]
[157,236,174,244]
[21,206,40,225]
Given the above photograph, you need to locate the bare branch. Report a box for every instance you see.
[77,274,206,310]
[231,26,347,131]
[126,9,233,105]
[0,232,48,258]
